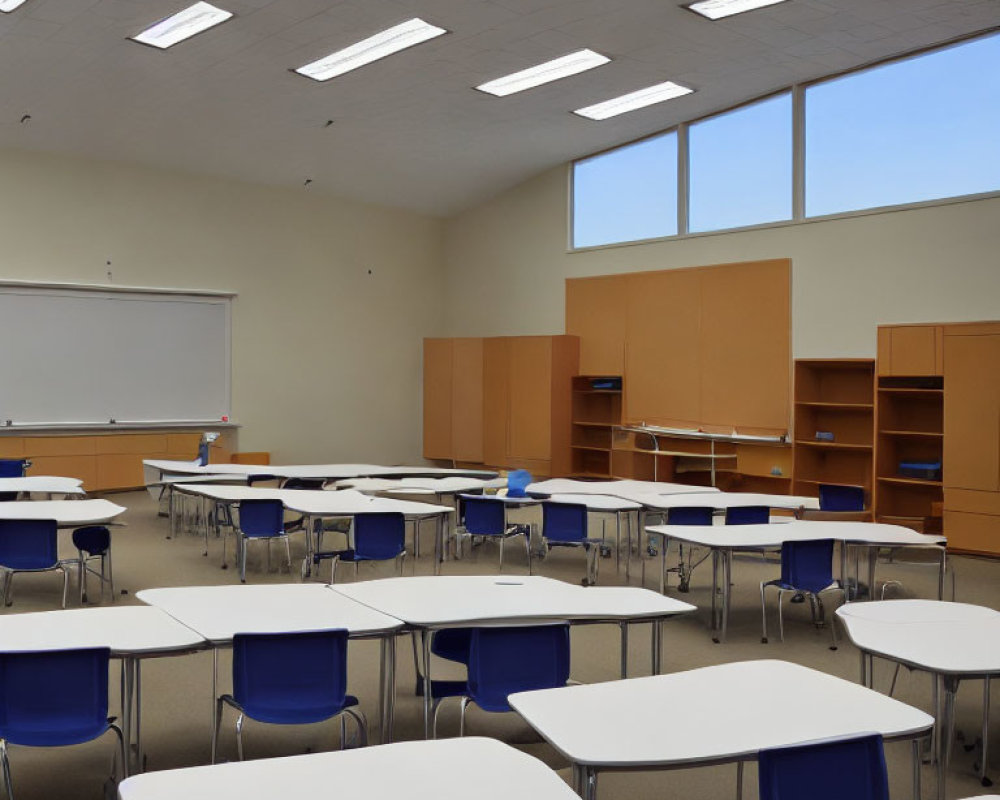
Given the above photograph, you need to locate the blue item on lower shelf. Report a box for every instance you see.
[898,461,941,481]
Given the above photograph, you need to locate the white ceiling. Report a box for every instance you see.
[0,0,996,216]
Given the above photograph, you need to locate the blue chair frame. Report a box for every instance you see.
[213,629,365,762]
[758,733,889,800]
[818,484,866,512]
[0,647,125,797]
[0,519,71,608]
[540,502,603,585]
[761,538,845,649]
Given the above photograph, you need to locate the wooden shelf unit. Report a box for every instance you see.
[792,359,875,499]
[570,376,621,478]
[875,374,943,524]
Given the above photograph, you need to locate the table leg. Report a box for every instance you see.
[168,486,176,539]
[434,514,443,576]
[711,549,719,635]
[121,658,133,778]
[982,676,991,787]
[867,546,877,602]
[737,760,744,800]
[651,619,662,675]
[913,738,922,800]
[938,548,946,601]
[572,764,586,797]
[134,660,143,772]
[619,621,628,679]
[841,542,850,602]
[659,533,667,595]
[860,650,867,686]
[938,675,959,800]
[421,630,433,739]
[386,633,396,743]
[210,648,219,762]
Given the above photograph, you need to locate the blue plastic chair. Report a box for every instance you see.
[235,500,291,583]
[316,512,407,584]
[71,526,114,605]
[760,539,845,648]
[758,733,889,800]
[650,506,715,591]
[0,519,70,608]
[541,502,603,585]
[725,505,771,525]
[506,470,533,498]
[0,647,125,797]
[213,629,365,762]
[460,496,530,573]
[818,484,866,512]
[0,460,29,503]
[435,624,571,737]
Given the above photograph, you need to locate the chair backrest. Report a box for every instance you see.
[71,526,111,556]
[281,478,325,490]
[666,506,714,526]
[467,624,571,713]
[541,502,588,543]
[431,628,472,664]
[780,539,836,594]
[506,470,533,498]
[818,483,866,512]
[0,459,27,479]
[352,512,406,560]
[238,499,285,538]
[0,519,59,570]
[758,733,889,800]
[231,630,350,724]
[725,505,770,525]
[462,497,506,536]
[0,648,111,746]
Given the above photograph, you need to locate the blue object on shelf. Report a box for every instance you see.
[898,461,942,481]
[814,431,835,441]
[590,378,621,390]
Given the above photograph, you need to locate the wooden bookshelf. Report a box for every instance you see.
[875,374,943,527]
[569,376,621,478]
[792,359,875,500]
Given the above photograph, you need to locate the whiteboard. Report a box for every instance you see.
[0,284,231,426]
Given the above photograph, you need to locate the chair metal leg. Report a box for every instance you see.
[339,714,347,750]
[431,698,445,739]
[212,698,225,764]
[0,739,13,800]
[239,537,247,583]
[343,708,367,747]
[889,663,902,696]
[525,534,532,575]
[777,589,786,642]
[106,552,115,603]
[458,697,470,737]
[60,565,68,609]
[78,551,86,605]
[760,582,769,643]
[235,713,245,761]
[108,723,126,783]
[499,536,505,573]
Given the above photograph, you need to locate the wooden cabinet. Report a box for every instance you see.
[793,359,875,500]
[425,335,578,477]
[570,376,621,478]
[942,325,1000,554]
[877,325,943,377]
[422,338,484,463]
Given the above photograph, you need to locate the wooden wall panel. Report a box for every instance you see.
[23,436,96,457]
[95,434,168,455]
[0,438,24,458]
[166,433,201,458]
[28,456,98,488]
[700,260,790,433]
[883,325,943,376]
[450,338,484,463]
[507,337,553,461]
[549,335,580,476]
[97,455,145,490]
[944,510,1000,554]
[482,338,510,466]
[943,333,1000,492]
[624,269,702,428]
[422,339,453,460]
[565,275,628,376]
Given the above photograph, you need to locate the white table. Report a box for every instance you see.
[335,476,507,494]
[0,498,126,526]
[144,460,498,484]
[837,600,1000,797]
[646,519,946,642]
[0,476,85,498]
[173,484,453,574]
[509,659,934,800]
[333,575,696,738]
[527,478,721,498]
[544,494,643,575]
[0,606,206,775]
[117,736,580,800]
[136,584,404,746]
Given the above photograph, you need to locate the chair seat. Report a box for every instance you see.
[0,554,60,571]
[224,693,359,726]
[764,578,841,593]
[2,716,112,747]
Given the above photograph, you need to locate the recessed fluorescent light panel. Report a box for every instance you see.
[131,2,233,49]
[295,18,447,82]
[476,49,611,97]
[574,80,694,120]
[685,0,789,21]
[0,0,30,12]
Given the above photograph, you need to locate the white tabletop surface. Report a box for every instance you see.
[174,485,452,517]
[457,493,542,507]
[144,460,497,480]
[545,493,643,512]
[332,575,695,627]
[634,491,819,511]
[335,476,506,494]
[528,479,721,498]
[117,736,580,800]
[0,606,205,656]
[0,498,126,526]
[136,584,403,643]
[836,600,1000,676]
[646,519,944,548]
[509,659,933,768]
[0,476,86,495]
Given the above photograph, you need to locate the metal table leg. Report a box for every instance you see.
[619,621,628,679]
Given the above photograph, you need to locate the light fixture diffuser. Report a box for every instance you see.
[574,80,694,120]
[475,49,611,97]
[131,2,233,49]
[685,0,789,21]
[295,18,448,82]
[0,0,30,12]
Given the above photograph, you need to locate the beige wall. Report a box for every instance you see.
[443,165,1000,357]
[0,148,446,464]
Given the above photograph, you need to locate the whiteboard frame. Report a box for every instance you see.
[0,280,236,429]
